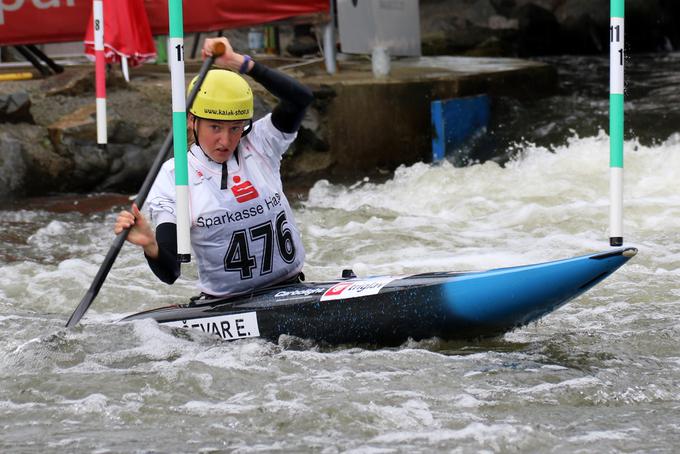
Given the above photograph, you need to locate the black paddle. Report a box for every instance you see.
[66,43,225,328]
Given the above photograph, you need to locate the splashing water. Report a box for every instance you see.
[1,55,679,452]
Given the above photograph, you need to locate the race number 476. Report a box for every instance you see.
[224,212,296,279]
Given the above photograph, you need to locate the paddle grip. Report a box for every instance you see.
[212,41,226,56]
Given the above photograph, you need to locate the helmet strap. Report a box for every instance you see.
[191,116,201,148]
[241,119,253,137]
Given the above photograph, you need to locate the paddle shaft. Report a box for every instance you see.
[66,46,224,328]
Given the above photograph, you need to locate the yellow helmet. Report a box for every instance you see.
[188,69,253,121]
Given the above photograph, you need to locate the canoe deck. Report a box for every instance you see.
[122,247,637,345]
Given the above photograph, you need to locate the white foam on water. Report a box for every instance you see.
[1,129,680,452]
[344,447,396,454]
[62,393,109,415]
[260,395,312,415]
[27,220,70,244]
[46,437,89,449]
[453,393,486,408]
[370,422,534,447]
[352,399,437,431]
[518,376,602,395]
[0,400,47,411]
[308,376,349,393]
[93,318,194,366]
[304,133,680,274]
[71,320,262,376]
[568,429,637,442]
[178,400,260,417]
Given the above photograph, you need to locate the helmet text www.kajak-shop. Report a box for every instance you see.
[203,108,250,116]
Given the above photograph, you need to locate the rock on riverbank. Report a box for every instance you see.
[0,54,557,199]
[420,0,679,56]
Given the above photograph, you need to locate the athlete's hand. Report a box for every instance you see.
[202,37,252,74]
[114,203,159,259]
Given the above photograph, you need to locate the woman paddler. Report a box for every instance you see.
[114,37,313,298]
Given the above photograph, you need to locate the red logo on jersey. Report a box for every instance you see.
[231,176,259,203]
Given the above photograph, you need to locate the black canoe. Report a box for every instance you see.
[122,247,637,346]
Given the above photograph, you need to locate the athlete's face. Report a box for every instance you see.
[192,116,248,163]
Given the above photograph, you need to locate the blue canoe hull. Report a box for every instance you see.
[122,248,637,345]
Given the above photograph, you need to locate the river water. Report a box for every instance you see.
[1,54,679,452]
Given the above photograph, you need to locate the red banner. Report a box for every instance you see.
[1,0,328,46]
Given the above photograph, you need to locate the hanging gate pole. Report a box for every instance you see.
[93,0,107,148]
[609,0,625,247]
[168,0,192,263]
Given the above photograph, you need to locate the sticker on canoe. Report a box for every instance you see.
[274,287,327,298]
[162,312,260,340]
[320,277,396,301]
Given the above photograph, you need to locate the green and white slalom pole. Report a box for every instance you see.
[168,0,191,262]
[609,0,624,247]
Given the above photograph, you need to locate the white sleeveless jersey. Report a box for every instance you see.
[147,113,305,297]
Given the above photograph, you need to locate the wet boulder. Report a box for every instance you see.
[419,0,680,56]
[512,3,561,56]
[40,66,127,97]
[421,0,518,56]
[0,91,34,124]
[47,103,100,152]
[0,133,27,194]
[0,124,71,197]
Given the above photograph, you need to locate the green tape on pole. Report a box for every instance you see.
[169,0,184,37]
[611,0,624,18]
[609,93,624,168]
[172,111,188,185]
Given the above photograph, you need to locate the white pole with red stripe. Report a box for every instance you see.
[93,0,107,148]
